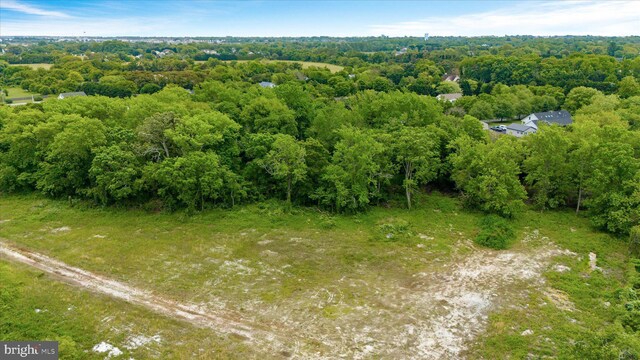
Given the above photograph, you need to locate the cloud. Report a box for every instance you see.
[369,1,640,36]
[1,0,70,18]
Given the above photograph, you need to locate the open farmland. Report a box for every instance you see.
[8,63,54,70]
[212,59,344,73]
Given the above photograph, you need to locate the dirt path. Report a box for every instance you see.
[0,240,296,355]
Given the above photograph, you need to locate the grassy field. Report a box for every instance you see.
[0,193,634,358]
[0,262,252,359]
[4,86,38,99]
[197,59,344,73]
[8,63,53,70]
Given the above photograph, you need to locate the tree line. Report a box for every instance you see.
[0,79,638,235]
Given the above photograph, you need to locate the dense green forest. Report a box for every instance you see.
[0,37,640,234]
[1,36,639,237]
[0,37,638,233]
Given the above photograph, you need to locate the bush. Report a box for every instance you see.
[318,214,336,229]
[376,218,412,242]
[140,83,161,94]
[475,215,515,250]
[630,226,640,257]
[33,95,43,102]
[4,98,13,104]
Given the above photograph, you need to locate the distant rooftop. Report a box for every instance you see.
[259,81,276,88]
[533,110,572,126]
[58,91,87,99]
[507,124,535,132]
[436,93,463,102]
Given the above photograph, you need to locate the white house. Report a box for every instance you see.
[259,81,276,88]
[436,93,463,102]
[506,124,536,137]
[58,91,87,100]
[522,110,572,130]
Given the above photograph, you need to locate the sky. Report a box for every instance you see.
[0,0,639,37]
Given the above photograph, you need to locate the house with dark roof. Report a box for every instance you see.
[506,123,536,137]
[521,110,572,129]
[57,91,87,100]
[442,74,460,82]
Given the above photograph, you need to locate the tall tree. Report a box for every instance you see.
[314,127,383,212]
[449,135,527,217]
[393,126,441,209]
[259,134,307,205]
[523,125,572,209]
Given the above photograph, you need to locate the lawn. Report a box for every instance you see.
[199,59,344,73]
[8,63,54,70]
[0,193,634,358]
[4,86,38,99]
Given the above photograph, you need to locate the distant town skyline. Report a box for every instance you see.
[1,0,639,37]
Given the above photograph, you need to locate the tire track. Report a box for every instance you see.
[0,240,298,356]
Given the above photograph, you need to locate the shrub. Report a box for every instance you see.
[376,218,411,242]
[475,215,515,250]
[4,98,13,104]
[140,83,161,94]
[319,214,336,229]
[33,95,43,102]
[630,226,640,257]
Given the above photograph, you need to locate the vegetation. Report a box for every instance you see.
[475,215,515,249]
[3,86,38,98]
[218,59,345,73]
[1,35,639,358]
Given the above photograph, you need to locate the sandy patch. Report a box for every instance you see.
[544,288,575,312]
[124,334,162,350]
[93,342,123,358]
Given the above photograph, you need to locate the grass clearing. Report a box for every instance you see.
[0,193,633,358]
[4,86,38,99]
[0,260,252,359]
[199,59,344,73]
[8,63,53,70]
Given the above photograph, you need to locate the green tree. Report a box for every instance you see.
[436,81,461,95]
[449,136,527,217]
[564,86,601,113]
[618,76,640,99]
[140,83,161,94]
[146,152,229,211]
[88,145,141,204]
[259,134,307,205]
[468,100,495,120]
[523,125,572,209]
[37,116,107,196]
[240,97,297,136]
[393,126,441,209]
[314,127,383,212]
[306,102,352,150]
[136,112,178,161]
[630,226,640,257]
[274,83,314,135]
